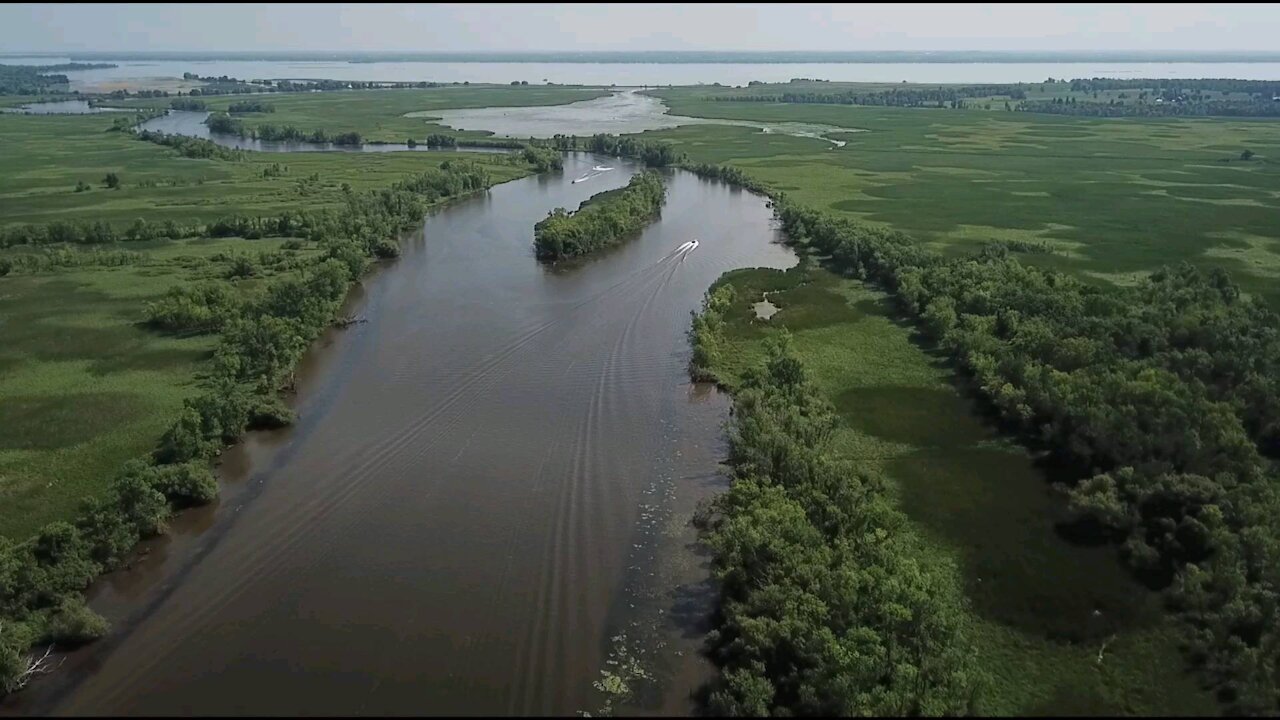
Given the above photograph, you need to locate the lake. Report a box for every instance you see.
[7,56,1280,90]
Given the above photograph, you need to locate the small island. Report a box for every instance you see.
[534,170,666,262]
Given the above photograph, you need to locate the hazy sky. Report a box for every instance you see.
[1,3,1277,53]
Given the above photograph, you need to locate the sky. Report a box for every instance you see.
[1,3,1277,54]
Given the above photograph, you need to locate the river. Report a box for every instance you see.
[3,151,795,715]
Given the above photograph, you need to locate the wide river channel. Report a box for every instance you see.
[3,138,795,714]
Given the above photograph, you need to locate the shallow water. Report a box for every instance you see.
[420,90,856,145]
[5,154,795,716]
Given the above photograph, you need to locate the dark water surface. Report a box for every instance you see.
[7,154,794,716]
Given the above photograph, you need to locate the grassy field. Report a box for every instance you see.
[112,85,611,142]
[704,263,1217,716]
[0,111,536,227]
[649,90,1280,306]
[0,237,318,539]
[0,107,532,538]
[677,78,1272,110]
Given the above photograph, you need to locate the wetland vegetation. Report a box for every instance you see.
[2,52,1280,716]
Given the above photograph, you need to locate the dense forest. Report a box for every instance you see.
[688,326,979,714]
[0,160,497,694]
[533,170,666,261]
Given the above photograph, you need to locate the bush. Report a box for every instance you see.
[150,463,219,507]
[372,238,400,259]
[145,282,240,333]
[247,396,296,430]
[43,598,108,646]
[226,255,257,279]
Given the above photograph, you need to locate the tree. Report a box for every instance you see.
[103,172,120,190]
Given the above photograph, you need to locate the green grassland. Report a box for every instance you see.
[0,237,328,539]
[705,263,1217,716]
[0,112,532,227]
[0,108,532,539]
[650,90,1280,306]
[683,78,1269,109]
[113,85,610,142]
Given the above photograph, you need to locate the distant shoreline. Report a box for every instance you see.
[5,50,1280,64]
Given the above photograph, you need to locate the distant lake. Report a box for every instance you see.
[7,56,1280,90]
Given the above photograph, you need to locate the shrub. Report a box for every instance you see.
[43,598,108,646]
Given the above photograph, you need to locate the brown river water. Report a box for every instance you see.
[4,153,795,716]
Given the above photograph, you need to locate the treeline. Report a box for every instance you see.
[177,71,452,94]
[97,88,169,101]
[0,160,493,251]
[0,64,70,95]
[0,161,497,696]
[198,114,364,146]
[227,100,274,114]
[765,195,1280,714]
[169,98,207,111]
[707,78,1280,118]
[416,133,526,150]
[1067,78,1280,96]
[0,248,144,276]
[547,133,684,167]
[134,129,244,161]
[710,84,1027,107]
[1019,99,1280,118]
[253,124,362,146]
[533,170,666,261]
[690,329,979,715]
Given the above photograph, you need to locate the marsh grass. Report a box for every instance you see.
[648,95,1280,307]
